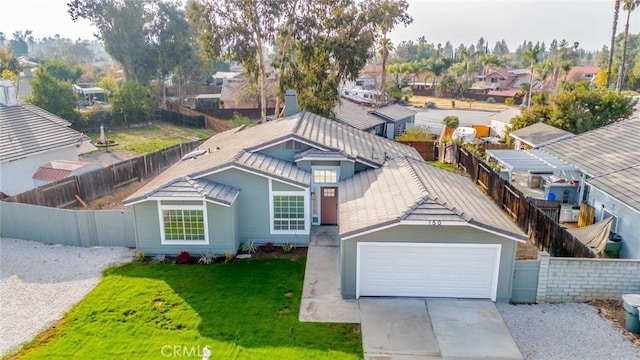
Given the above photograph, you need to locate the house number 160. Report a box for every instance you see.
[428,220,442,225]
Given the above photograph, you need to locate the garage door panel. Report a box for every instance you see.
[358,243,500,300]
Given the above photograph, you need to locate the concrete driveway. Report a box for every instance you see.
[299,227,523,359]
[359,298,523,359]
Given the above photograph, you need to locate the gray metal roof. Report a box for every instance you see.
[146,177,240,205]
[234,151,310,187]
[509,122,574,148]
[293,148,353,162]
[587,165,640,212]
[333,100,384,131]
[339,157,526,240]
[541,116,640,177]
[490,108,521,123]
[370,104,416,122]
[126,111,420,203]
[486,149,579,172]
[0,104,86,163]
[294,112,419,166]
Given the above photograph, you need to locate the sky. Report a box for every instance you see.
[1,0,639,51]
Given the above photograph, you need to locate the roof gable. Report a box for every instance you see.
[339,157,526,240]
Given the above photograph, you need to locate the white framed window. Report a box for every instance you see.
[313,169,338,183]
[272,194,305,231]
[158,203,208,245]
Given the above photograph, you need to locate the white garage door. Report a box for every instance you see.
[357,242,501,301]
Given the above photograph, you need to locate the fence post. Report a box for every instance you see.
[536,252,550,303]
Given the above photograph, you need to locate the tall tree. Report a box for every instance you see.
[607,0,621,88]
[617,0,640,91]
[523,44,542,108]
[366,0,412,103]
[187,0,289,122]
[26,67,82,126]
[69,0,187,84]
[0,49,21,75]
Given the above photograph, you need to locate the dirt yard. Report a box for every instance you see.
[589,299,640,347]
[516,241,540,260]
[72,179,150,210]
[409,95,513,112]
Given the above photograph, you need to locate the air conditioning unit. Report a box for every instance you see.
[560,209,579,223]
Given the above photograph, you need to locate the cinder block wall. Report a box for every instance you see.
[536,253,640,303]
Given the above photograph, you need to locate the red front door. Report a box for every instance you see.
[320,187,338,225]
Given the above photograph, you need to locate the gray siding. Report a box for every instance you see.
[257,141,311,162]
[341,225,517,302]
[205,168,310,245]
[133,200,237,256]
[0,202,135,247]
[340,161,355,179]
[587,186,640,258]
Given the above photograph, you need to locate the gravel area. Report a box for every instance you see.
[497,302,640,360]
[79,150,138,166]
[0,237,135,356]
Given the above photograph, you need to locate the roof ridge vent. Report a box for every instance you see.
[181,149,207,161]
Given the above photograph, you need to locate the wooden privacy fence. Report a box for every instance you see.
[397,140,437,161]
[155,109,205,128]
[0,202,135,247]
[166,102,230,133]
[4,140,205,208]
[455,145,594,257]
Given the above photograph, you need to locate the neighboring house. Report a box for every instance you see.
[333,100,385,135]
[510,122,574,149]
[489,108,519,137]
[565,66,600,83]
[369,104,416,139]
[333,100,415,139]
[541,116,640,258]
[124,99,526,302]
[0,103,92,196]
[32,160,102,187]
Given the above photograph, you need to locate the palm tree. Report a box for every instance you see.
[378,37,394,104]
[523,44,542,108]
[617,0,640,92]
[607,0,621,88]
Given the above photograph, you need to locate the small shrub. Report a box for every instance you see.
[176,251,191,264]
[395,126,433,141]
[264,241,275,253]
[224,252,235,263]
[135,251,145,262]
[241,240,258,254]
[451,100,456,109]
[442,115,459,129]
[504,98,515,106]
[198,252,215,265]
[425,101,436,109]
[152,254,166,264]
[486,97,496,103]
[282,242,294,253]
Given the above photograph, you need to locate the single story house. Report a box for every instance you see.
[124,101,526,301]
[32,160,102,187]
[541,116,640,258]
[369,104,416,139]
[0,82,93,196]
[510,122,574,149]
[333,99,385,135]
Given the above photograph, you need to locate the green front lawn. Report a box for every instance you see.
[11,259,362,359]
